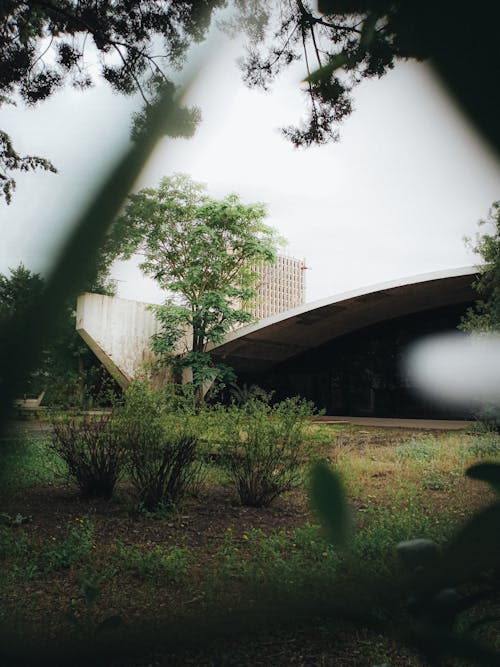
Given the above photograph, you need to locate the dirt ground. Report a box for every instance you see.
[0,421,493,666]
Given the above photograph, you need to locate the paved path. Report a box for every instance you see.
[313,416,474,430]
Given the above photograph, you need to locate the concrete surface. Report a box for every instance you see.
[210,266,477,373]
[76,293,166,387]
[313,416,474,430]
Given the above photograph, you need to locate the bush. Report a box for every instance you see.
[472,404,500,434]
[117,382,202,511]
[50,414,125,499]
[216,397,314,507]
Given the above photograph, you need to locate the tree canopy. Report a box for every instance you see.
[0,263,116,405]
[0,0,225,202]
[4,1,498,202]
[112,173,280,394]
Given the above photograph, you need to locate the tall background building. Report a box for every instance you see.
[250,255,306,319]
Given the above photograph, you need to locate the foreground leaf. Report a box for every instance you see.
[310,460,350,547]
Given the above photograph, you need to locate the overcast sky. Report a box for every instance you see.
[2,27,500,304]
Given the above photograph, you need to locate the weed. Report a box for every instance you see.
[211,524,338,595]
[42,518,95,572]
[114,541,192,584]
[395,436,440,463]
[467,434,500,459]
[0,524,29,560]
[422,470,451,491]
[0,434,66,492]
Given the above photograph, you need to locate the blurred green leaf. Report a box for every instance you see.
[304,54,349,83]
[466,462,500,495]
[310,460,350,547]
[96,615,124,634]
[396,538,440,572]
[442,503,500,581]
[81,578,100,607]
[0,40,211,437]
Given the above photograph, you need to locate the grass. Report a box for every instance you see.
[0,423,499,665]
[0,432,66,491]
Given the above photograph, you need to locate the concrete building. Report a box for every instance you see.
[77,266,478,418]
[250,255,306,319]
[210,267,477,418]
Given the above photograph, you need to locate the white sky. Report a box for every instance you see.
[1,27,500,304]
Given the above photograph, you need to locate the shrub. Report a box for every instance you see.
[117,382,202,511]
[472,404,500,434]
[50,414,126,499]
[216,397,314,507]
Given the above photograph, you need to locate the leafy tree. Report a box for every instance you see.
[0,262,44,317]
[0,0,225,202]
[111,173,280,398]
[0,263,116,405]
[461,202,500,333]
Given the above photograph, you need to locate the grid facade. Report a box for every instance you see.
[250,255,306,320]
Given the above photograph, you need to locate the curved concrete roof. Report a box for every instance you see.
[210,266,478,373]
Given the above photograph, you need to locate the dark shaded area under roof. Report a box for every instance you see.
[211,268,477,375]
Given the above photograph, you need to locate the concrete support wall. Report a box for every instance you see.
[76,293,165,388]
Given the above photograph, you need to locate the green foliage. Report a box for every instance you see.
[211,524,339,596]
[472,405,500,435]
[108,173,280,396]
[114,542,192,584]
[461,201,500,333]
[2,519,95,582]
[117,382,203,511]
[394,435,440,463]
[42,518,95,572]
[311,458,500,664]
[0,263,118,406]
[0,523,30,561]
[459,202,500,432]
[215,396,315,507]
[467,433,500,459]
[0,433,65,492]
[0,1,226,202]
[310,460,350,547]
[0,263,45,317]
[50,414,126,499]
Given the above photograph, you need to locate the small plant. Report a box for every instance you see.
[395,435,440,463]
[0,524,30,560]
[114,541,192,583]
[42,518,94,572]
[49,414,125,499]
[216,396,314,507]
[422,470,451,491]
[468,433,500,459]
[0,434,66,493]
